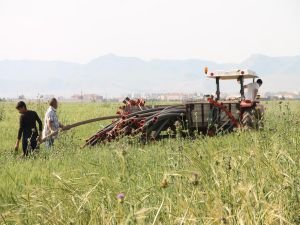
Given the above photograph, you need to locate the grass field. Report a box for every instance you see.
[0,100,299,225]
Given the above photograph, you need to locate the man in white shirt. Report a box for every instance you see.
[244,79,263,101]
[42,98,66,148]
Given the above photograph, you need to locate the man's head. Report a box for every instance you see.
[49,98,58,109]
[16,101,27,114]
[256,79,263,87]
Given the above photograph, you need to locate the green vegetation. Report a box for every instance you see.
[0,101,299,224]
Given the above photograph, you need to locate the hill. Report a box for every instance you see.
[0,54,299,97]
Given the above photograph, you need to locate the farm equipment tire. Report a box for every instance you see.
[241,109,255,129]
[242,108,263,130]
[255,106,264,129]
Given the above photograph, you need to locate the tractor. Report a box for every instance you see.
[82,68,264,146]
[186,69,264,136]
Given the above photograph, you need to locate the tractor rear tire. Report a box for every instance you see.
[255,105,265,129]
[241,109,257,130]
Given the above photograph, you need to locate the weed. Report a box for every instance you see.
[0,101,299,224]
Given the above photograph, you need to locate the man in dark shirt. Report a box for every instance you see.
[14,101,43,156]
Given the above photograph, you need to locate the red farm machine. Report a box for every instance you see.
[83,69,264,147]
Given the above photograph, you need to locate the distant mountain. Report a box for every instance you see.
[0,54,299,97]
[239,54,300,92]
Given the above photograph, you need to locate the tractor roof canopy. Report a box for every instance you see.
[206,69,258,80]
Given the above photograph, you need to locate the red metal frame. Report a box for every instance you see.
[207,98,240,128]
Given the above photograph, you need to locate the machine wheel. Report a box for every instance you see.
[241,108,261,130]
[242,109,255,129]
[255,105,265,129]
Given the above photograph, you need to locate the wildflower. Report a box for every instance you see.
[221,217,227,224]
[116,193,125,203]
[121,149,127,156]
[174,120,182,129]
[161,177,168,188]
[166,128,172,136]
[190,172,199,186]
[227,162,232,171]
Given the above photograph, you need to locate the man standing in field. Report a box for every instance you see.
[14,101,43,156]
[42,98,67,148]
[244,79,263,101]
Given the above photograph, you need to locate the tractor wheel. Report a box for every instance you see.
[255,105,265,129]
[241,108,259,130]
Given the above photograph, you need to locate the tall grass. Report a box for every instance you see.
[0,101,299,224]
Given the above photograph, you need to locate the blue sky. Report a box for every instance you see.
[0,0,299,63]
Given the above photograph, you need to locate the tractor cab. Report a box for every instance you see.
[205,68,259,103]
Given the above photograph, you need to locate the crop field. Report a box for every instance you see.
[0,100,299,225]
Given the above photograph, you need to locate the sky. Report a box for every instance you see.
[0,0,299,63]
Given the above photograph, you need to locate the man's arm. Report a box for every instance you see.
[35,112,43,133]
[253,88,258,100]
[35,112,43,141]
[15,116,23,151]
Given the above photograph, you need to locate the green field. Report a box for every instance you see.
[0,100,299,225]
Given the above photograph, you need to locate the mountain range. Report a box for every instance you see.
[0,54,299,98]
